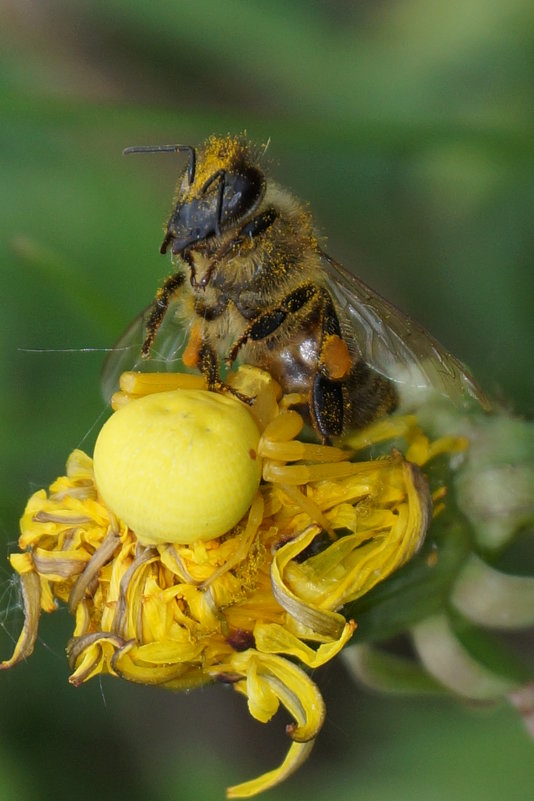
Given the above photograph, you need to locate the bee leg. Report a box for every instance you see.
[197,341,254,406]
[310,374,344,442]
[142,271,185,357]
[226,283,321,366]
[311,293,353,440]
[317,293,352,379]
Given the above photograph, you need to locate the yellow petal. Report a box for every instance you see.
[0,571,41,670]
[244,659,280,723]
[135,639,204,665]
[219,651,325,797]
[271,526,348,640]
[111,641,204,687]
[254,620,355,667]
[227,740,314,798]
[67,633,123,685]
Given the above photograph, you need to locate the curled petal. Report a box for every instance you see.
[68,528,121,613]
[32,548,90,580]
[271,526,348,640]
[227,651,325,742]
[285,461,431,611]
[134,639,204,664]
[405,432,468,466]
[213,651,325,798]
[73,599,91,637]
[111,640,209,689]
[243,658,280,723]
[67,632,125,685]
[254,620,355,668]
[227,740,314,799]
[66,449,94,479]
[1,569,41,669]
[111,546,158,638]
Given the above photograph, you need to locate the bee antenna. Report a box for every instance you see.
[122,144,196,184]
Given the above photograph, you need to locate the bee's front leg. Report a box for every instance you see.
[142,271,185,357]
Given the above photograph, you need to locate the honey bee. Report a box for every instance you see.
[104,134,489,440]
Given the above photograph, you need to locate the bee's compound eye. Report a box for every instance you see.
[221,167,264,224]
[227,192,242,211]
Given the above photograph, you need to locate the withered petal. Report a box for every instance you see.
[0,570,41,669]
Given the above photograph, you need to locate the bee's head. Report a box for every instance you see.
[124,136,266,256]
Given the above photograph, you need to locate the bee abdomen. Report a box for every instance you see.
[346,361,398,430]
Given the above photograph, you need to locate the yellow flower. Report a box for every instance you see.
[2,365,449,797]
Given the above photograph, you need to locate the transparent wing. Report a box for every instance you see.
[101,299,192,402]
[321,252,491,410]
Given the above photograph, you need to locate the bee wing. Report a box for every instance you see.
[101,299,192,402]
[321,252,491,410]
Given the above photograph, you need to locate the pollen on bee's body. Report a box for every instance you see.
[321,334,352,380]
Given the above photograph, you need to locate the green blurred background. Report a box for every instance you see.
[1,1,534,799]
